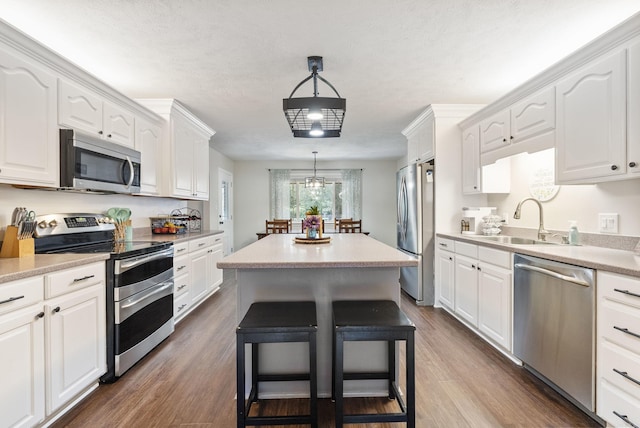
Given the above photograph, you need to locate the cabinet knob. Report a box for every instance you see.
[510,135,514,140]
[477,266,481,271]
[36,312,45,319]
[502,138,507,142]
[471,264,476,269]
[98,130,103,135]
[449,257,453,261]
[107,134,112,138]
[611,165,618,171]
[473,186,477,189]
[53,306,61,313]
[630,161,637,168]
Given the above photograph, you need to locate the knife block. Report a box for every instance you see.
[0,225,34,258]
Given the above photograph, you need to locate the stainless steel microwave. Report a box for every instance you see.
[60,129,141,194]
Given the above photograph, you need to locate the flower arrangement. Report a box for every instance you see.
[303,215,321,231]
[305,205,320,215]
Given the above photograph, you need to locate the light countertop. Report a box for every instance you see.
[218,233,418,269]
[0,253,110,284]
[134,228,223,243]
[438,232,640,278]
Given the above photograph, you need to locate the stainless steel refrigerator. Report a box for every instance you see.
[396,161,434,304]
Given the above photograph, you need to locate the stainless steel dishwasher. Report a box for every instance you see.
[514,254,595,414]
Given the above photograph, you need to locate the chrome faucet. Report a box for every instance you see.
[513,197,550,241]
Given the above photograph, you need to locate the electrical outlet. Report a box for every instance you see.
[598,213,619,233]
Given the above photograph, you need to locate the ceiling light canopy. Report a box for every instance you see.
[283,56,346,138]
[305,151,325,188]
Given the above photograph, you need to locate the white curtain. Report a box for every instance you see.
[269,169,290,219]
[340,169,362,219]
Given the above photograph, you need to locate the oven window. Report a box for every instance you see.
[115,293,173,355]
[75,147,140,186]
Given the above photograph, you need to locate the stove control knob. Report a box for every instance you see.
[48,220,58,228]
[38,220,48,229]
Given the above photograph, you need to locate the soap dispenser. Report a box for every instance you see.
[568,221,580,245]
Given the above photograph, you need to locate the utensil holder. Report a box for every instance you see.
[0,226,34,258]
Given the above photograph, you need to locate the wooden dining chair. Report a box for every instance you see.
[266,220,290,234]
[335,218,352,232]
[274,218,292,231]
[338,219,361,233]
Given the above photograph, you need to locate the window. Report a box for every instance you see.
[289,180,343,221]
[270,169,361,223]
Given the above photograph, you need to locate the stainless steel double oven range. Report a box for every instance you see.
[34,213,174,383]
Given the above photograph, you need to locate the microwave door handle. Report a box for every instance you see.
[125,156,134,188]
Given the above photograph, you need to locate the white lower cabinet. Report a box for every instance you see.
[173,234,224,324]
[597,271,640,428]
[438,237,513,353]
[435,238,455,310]
[0,262,105,428]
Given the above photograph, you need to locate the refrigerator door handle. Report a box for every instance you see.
[397,175,408,242]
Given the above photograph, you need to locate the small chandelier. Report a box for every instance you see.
[305,151,325,188]
[283,56,346,138]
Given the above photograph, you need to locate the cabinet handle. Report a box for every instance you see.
[611,165,618,171]
[36,312,45,319]
[0,295,24,305]
[613,368,640,387]
[614,288,640,299]
[439,242,448,248]
[53,306,61,313]
[614,326,640,340]
[198,243,205,247]
[177,284,187,291]
[613,411,639,428]
[630,161,637,168]
[207,250,213,253]
[177,265,186,271]
[73,274,95,283]
[177,304,187,312]
[177,248,186,253]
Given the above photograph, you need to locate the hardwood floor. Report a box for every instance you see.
[54,275,600,428]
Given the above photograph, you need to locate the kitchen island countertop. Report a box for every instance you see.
[218,233,417,269]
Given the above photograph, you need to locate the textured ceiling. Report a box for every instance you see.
[1,0,639,161]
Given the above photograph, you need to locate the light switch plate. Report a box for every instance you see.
[598,213,619,233]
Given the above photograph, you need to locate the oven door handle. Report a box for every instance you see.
[118,248,174,272]
[125,156,134,188]
[120,281,173,311]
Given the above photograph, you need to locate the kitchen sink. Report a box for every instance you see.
[474,236,557,245]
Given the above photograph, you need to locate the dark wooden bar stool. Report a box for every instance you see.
[332,300,416,427]
[236,301,318,428]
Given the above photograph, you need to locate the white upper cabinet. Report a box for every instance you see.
[135,118,162,195]
[479,86,555,165]
[402,108,435,165]
[461,125,481,194]
[556,49,627,183]
[0,45,59,187]
[137,99,215,200]
[59,79,135,148]
[628,37,640,175]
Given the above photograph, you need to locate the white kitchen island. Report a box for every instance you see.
[217,233,418,398]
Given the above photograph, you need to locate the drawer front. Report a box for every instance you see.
[599,299,640,355]
[436,237,455,252]
[173,242,189,257]
[45,262,105,299]
[599,271,640,308]
[0,276,43,316]
[598,378,640,428]
[174,272,190,297]
[478,246,511,269]
[454,241,478,258]
[174,291,190,320]
[599,339,640,400]
[174,255,190,277]
[189,236,214,252]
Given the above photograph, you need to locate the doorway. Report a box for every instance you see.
[218,168,234,255]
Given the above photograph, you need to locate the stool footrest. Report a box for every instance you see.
[245,415,314,426]
[344,412,408,424]
[343,371,391,381]
[257,373,310,382]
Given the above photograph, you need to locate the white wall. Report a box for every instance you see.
[197,145,234,231]
[233,159,398,250]
[488,149,640,236]
[0,184,186,240]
